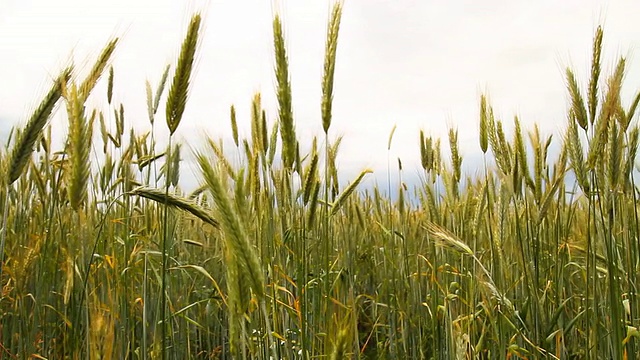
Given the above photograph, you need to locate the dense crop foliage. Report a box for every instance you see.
[1,5,640,359]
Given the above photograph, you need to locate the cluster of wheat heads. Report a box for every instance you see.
[1,5,640,360]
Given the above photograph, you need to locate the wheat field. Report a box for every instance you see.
[1,4,640,360]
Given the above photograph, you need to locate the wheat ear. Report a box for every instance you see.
[197,153,265,299]
[587,26,603,126]
[8,67,72,185]
[273,14,296,170]
[321,2,343,134]
[131,186,219,228]
[331,169,372,216]
[79,38,118,103]
[64,83,94,211]
[166,14,201,135]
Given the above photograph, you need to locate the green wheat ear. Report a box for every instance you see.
[588,26,603,126]
[331,168,372,216]
[419,130,427,170]
[303,150,319,205]
[197,153,265,300]
[566,110,589,193]
[64,83,94,211]
[79,38,118,103]
[273,14,296,170]
[321,1,343,134]
[329,328,349,360]
[8,67,72,185]
[587,57,625,170]
[479,95,489,153]
[131,186,219,228]
[566,68,588,131]
[230,105,239,147]
[166,14,202,135]
[107,65,114,105]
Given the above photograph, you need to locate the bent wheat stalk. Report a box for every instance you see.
[131,186,219,228]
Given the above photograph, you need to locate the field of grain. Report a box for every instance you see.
[1,5,640,359]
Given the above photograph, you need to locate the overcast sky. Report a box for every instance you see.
[1,0,639,189]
